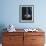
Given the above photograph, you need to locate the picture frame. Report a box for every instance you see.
[19,5,34,23]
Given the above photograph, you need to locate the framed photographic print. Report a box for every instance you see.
[19,5,34,23]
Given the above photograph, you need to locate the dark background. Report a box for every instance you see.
[22,7,32,20]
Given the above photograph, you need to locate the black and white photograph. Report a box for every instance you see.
[19,5,34,23]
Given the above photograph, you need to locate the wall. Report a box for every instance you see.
[0,0,39,28]
[0,0,46,44]
[0,0,46,29]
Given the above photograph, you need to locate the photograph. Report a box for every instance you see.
[0,0,45,46]
[19,5,34,23]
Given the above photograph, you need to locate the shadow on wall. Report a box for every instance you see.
[0,24,7,43]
